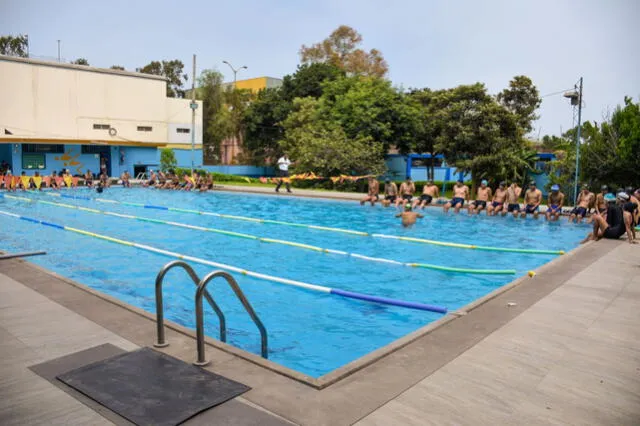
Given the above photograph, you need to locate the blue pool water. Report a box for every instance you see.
[0,188,590,377]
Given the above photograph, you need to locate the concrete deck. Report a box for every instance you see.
[1,239,639,425]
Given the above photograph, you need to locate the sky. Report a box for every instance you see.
[2,0,639,138]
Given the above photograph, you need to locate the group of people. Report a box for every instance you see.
[360,176,639,240]
[142,169,215,192]
[0,169,80,191]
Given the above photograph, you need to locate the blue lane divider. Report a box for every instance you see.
[144,205,169,210]
[0,209,448,314]
[330,289,448,314]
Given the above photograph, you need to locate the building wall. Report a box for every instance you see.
[0,56,203,146]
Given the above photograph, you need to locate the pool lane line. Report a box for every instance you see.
[4,194,517,275]
[38,191,564,256]
[0,208,448,314]
[371,234,565,256]
[43,192,368,236]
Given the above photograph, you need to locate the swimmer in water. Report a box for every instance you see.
[395,203,424,227]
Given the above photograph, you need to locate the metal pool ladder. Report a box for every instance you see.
[154,260,268,366]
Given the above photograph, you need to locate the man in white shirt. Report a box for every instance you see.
[275,154,292,193]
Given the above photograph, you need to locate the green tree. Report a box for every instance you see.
[299,25,388,78]
[0,34,28,57]
[160,148,177,172]
[320,76,422,154]
[242,63,343,165]
[110,65,125,70]
[280,98,386,176]
[426,83,530,186]
[137,60,188,98]
[197,69,233,164]
[71,58,89,66]
[497,75,542,134]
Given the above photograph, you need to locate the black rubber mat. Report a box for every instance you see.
[57,347,250,426]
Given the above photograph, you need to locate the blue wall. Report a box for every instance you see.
[384,155,470,182]
[11,144,100,177]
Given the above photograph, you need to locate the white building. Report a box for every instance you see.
[0,55,203,177]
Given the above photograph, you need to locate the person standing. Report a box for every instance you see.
[275,154,292,193]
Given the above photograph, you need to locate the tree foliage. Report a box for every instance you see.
[547,96,640,193]
[0,34,28,57]
[71,58,89,66]
[497,75,541,134]
[159,148,177,172]
[423,83,535,185]
[299,25,388,78]
[320,76,422,154]
[110,65,125,70]
[280,98,386,176]
[197,69,233,164]
[242,63,344,164]
[137,60,188,98]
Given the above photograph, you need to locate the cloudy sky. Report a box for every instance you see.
[2,0,639,138]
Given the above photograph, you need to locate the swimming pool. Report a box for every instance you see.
[0,188,589,377]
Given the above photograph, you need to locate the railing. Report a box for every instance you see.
[154,260,226,347]
[153,260,268,367]
[194,270,268,366]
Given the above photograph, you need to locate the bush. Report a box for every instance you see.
[160,148,177,172]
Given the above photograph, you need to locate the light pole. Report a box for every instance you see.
[563,77,583,206]
[57,40,61,62]
[222,60,247,88]
[189,54,198,175]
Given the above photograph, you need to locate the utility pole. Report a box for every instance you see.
[190,54,197,175]
[573,78,583,206]
[57,40,61,62]
[25,34,29,57]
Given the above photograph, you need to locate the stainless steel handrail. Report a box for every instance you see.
[154,260,226,348]
[194,270,268,366]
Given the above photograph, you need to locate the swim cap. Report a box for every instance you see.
[529,181,536,186]
[617,192,629,201]
[601,185,608,191]
[604,193,616,202]
[385,178,390,183]
[481,179,488,185]
[405,203,412,210]
[551,184,560,191]
[626,186,634,195]
[457,179,463,183]
[499,181,506,186]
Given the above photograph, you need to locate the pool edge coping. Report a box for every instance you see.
[1,240,593,390]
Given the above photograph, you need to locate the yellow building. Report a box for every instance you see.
[225,76,283,93]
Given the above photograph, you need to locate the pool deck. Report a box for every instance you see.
[1,227,639,424]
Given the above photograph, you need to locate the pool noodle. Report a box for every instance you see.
[40,191,564,255]
[5,194,516,275]
[0,208,448,314]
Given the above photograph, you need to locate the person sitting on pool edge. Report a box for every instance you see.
[487,181,508,216]
[521,181,542,219]
[382,178,398,207]
[443,179,469,213]
[396,203,424,227]
[360,176,380,206]
[412,179,439,210]
[468,179,492,215]
[505,182,522,217]
[569,184,594,224]
[396,176,415,207]
[545,184,565,221]
[581,193,636,244]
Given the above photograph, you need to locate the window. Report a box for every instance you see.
[22,144,64,153]
[93,124,110,130]
[22,153,46,170]
[137,126,153,132]
[81,145,110,154]
[176,128,190,134]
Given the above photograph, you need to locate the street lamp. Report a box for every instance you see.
[563,77,583,206]
[222,60,247,87]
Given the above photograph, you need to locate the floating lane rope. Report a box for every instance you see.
[0,208,447,314]
[371,234,565,255]
[39,191,564,256]
[4,194,516,275]
[44,192,368,236]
